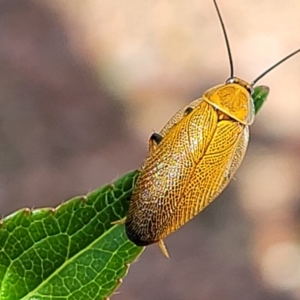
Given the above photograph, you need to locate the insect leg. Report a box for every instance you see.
[158,239,170,258]
[150,132,163,144]
[149,132,163,152]
[111,217,126,225]
[184,106,193,115]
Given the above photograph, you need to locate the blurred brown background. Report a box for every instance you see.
[0,0,300,299]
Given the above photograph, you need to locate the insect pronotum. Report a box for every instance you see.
[122,0,300,257]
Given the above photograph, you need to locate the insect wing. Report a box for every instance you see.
[126,100,219,244]
[164,119,249,237]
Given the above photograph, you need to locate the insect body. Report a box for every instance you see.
[125,79,253,256]
[124,0,300,257]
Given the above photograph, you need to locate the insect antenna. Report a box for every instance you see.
[213,0,234,78]
[252,48,300,85]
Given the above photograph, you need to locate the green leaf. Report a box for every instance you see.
[253,85,270,114]
[0,170,144,300]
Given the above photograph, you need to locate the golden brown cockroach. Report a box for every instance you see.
[122,0,300,257]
